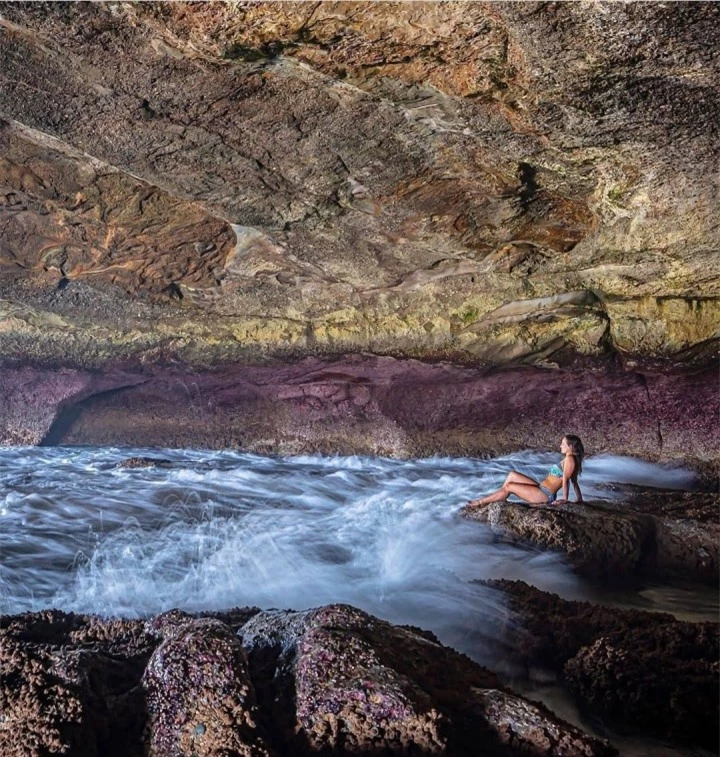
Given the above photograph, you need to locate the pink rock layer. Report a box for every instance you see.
[1,356,716,475]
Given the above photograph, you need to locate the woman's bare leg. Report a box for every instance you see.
[506,482,548,505]
[467,487,509,506]
[467,470,540,507]
[468,480,548,507]
[503,470,539,486]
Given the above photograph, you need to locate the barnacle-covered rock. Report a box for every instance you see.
[488,579,719,750]
[464,496,719,584]
[239,602,615,756]
[0,610,156,757]
[564,623,719,750]
[142,617,274,757]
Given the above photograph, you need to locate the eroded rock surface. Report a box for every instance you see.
[238,602,614,756]
[463,493,719,583]
[489,579,720,750]
[0,2,718,461]
[0,602,617,757]
[143,616,274,756]
[2,358,717,479]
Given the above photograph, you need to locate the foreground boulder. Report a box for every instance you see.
[238,603,615,756]
[0,604,616,756]
[462,496,719,584]
[489,579,719,750]
[0,611,156,757]
[143,615,274,756]
[564,623,719,748]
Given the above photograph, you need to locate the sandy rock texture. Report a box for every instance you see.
[489,579,719,751]
[0,603,617,757]
[0,1,718,458]
[462,492,719,584]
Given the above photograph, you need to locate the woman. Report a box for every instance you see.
[467,435,584,507]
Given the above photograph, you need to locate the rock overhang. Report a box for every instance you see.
[0,1,718,462]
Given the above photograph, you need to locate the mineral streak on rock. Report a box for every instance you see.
[488,579,720,751]
[0,1,717,409]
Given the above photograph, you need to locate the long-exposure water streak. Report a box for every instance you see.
[2,446,713,662]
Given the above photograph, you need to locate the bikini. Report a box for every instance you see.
[540,463,564,503]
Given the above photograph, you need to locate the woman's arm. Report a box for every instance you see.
[572,478,583,503]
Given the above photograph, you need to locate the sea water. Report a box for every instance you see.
[0,445,715,755]
[0,447,710,626]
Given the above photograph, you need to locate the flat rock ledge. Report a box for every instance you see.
[461,495,719,584]
[487,579,719,751]
[0,604,616,757]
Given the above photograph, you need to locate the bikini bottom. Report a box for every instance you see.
[539,485,556,503]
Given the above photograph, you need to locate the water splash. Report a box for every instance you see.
[0,446,709,661]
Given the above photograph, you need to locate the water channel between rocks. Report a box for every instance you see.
[1,446,716,756]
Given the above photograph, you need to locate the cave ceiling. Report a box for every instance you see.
[0,1,718,370]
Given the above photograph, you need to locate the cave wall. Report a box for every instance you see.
[0,2,718,461]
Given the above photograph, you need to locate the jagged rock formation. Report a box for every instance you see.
[0,1,718,460]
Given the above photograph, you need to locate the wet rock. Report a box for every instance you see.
[564,624,719,750]
[462,500,652,581]
[653,516,719,584]
[143,617,274,756]
[463,496,719,584]
[239,603,614,755]
[623,490,720,583]
[117,456,174,469]
[489,580,719,750]
[484,580,677,669]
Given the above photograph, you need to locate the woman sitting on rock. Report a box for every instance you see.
[468,435,584,507]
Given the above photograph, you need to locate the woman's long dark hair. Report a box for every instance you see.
[565,434,585,476]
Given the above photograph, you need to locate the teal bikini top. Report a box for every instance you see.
[549,463,563,478]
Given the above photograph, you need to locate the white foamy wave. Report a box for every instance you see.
[584,455,697,489]
[0,446,710,662]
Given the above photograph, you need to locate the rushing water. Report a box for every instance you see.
[1,445,715,755]
[1,447,711,626]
